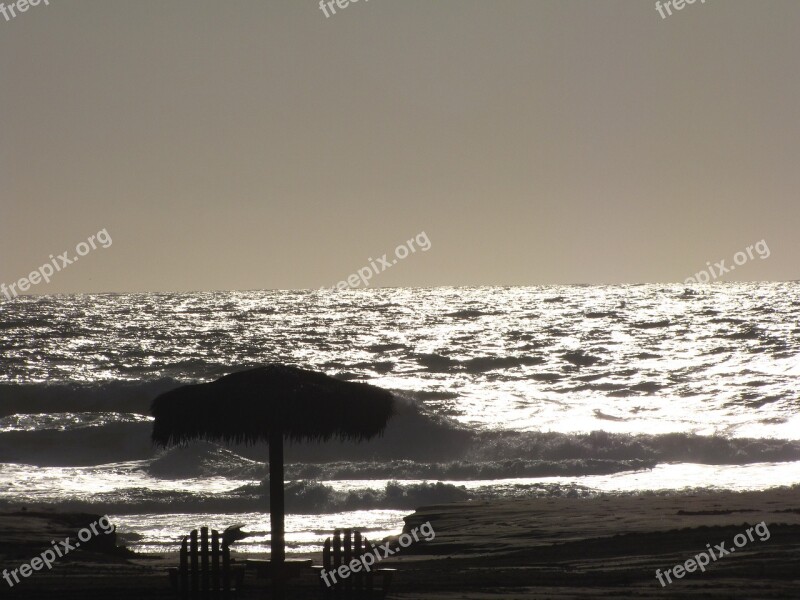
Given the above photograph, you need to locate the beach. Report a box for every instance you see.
[3,486,799,599]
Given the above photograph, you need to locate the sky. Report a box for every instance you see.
[1,0,798,294]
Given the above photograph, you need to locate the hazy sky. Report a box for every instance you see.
[2,0,798,294]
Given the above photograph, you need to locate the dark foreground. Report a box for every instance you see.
[1,487,799,599]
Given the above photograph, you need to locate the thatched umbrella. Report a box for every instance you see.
[151,364,395,597]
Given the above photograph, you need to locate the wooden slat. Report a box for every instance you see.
[323,537,332,570]
[343,529,353,595]
[201,527,210,598]
[180,536,189,600]
[190,529,199,593]
[222,543,231,596]
[211,530,221,600]
[332,530,343,600]
[354,531,364,598]
[365,539,375,597]
[333,530,342,567]
[343,529,352,564]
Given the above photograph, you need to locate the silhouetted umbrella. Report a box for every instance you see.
[151,364,395,598]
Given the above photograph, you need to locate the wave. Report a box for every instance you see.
[147,443,265,479]
[0,422,156,465]
[413,354,545,373]
[146,443,657,480]
[366,343,407,353]
[473,429,800,465]
[585,311,618,319]
[443,309,499,318]
[0,395,475,466]
[0,412,152,433]
[413,353,456,372]
[2,384,800,469]
[0,481,476,516]
[462,356,545,373]
[233,480,473,512]
[631,319,671,329]
[0,379,182,418]
[562,350,602,367]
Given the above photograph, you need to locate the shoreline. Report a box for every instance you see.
[2,486,799,598]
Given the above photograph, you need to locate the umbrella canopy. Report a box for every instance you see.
[151,363,395,445]
[150,364,395,599]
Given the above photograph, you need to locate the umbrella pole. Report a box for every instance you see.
[269,429,285,598]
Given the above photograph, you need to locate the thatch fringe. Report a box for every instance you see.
[151,364,394,446]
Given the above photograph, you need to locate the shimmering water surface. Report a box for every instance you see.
[1,284,798,553]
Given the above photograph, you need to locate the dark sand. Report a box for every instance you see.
[2,487,799,599]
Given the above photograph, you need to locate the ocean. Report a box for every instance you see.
[1,284,798,555]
